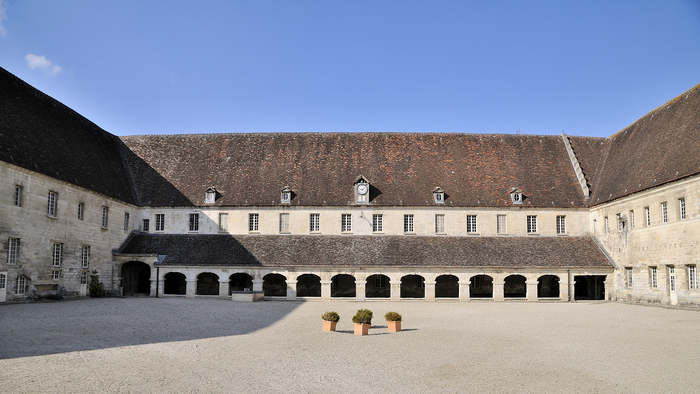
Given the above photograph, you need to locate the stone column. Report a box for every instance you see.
[459,280,471,301]
[571,279,577,301]
[390,280,402,301]
[355,280,367,301]
[559,277,570,302]
[218,279,229,299]
[286,280,297,300]
[321,280,332,300]
[526,280,538,301]
[185,279,197,299]
[424,280,436,301]
[252,279,264,293]
[493,280,505,302]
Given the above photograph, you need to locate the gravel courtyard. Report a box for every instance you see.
[1,298,699,393]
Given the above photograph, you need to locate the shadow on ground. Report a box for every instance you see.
[0,297,303,359]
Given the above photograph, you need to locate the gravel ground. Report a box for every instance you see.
[1,298,699,393]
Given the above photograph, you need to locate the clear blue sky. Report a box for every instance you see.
[1,0,699,137]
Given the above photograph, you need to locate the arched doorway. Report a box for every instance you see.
[436,275,459,298]
[365,274,390,298]
[121,261,151,296]
[263,273,287,297]
[537,275,560,298]
[469,275,493,298]
[229,273,253,294]
[163,272,186,295]
[331,274,356,297]
[401,275,425,298]
[297,274,321,297]
[504,275,527,298]
[196,272,219,295]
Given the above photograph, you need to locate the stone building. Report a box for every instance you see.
[1,67,698,306]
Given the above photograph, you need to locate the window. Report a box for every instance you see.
[617,213,624,232]
[52,243,63,267]
[556,215,566,234]
[625,267,633,288]
[7,238,19,264]
[404,214,414,233]
[101,206,109,228]
[14,185,22,206]
[527,215,537,233]
[218,213,228,232]
[52,270,61,280]
[205,189,215,203]
[47,191,57,217]
[142,219,150,232]
[80,271,88,285]
[16,276,26,295]
[650,267,657,288]
[310,213,320,232]
[433,187,445,204]
[341,214,352,233]
[629,210,635,230]
[124,213,130,231]
[497,215,507,234]
[679,198,686,220]
[0,273,5,290]
[689,265,697,290]
[466,215,477,233]
[372,214,383,232]
[669,266,676,292]
[279,213,290,233]
[435,214,445,234]
[78,203,84,220]
[661,202,668,223]
[249,213,259,232]
[155,214,165,231]
[604,216,608,234]
[189,213,199,232]
[281,186,291,204]
[645,207,650,227]
[81,246,90,269]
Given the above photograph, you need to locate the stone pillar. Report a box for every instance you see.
[493,280,505,302]
[424,280,436,301]
[526,280,538,301]
[355,280,367,301]
[571,279,577,301]
[321,280,332,300]
[559,277,570,302]
[390,280,401,301]
[252,279,264,293]
[185,279,197,299]
[218,279,229,299]
[286,280,297,300]
[459,280,471,301]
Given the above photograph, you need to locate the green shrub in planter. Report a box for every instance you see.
[321,311,340,323]
[352,309,373,324]
[384,311,402,321]
[89,270,106,298]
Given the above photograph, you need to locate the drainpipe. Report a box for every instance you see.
[567,269,572,302]
[156,266,160,298]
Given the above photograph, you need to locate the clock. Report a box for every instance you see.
[357,184,368,195]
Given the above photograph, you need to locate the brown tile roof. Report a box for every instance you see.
[118,234,613,269]
[0,67,137,204]
[566,136,608,197]
[590,84,700,206]
[120,133,588,208]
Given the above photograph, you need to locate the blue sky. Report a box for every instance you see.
[1,1,699,137]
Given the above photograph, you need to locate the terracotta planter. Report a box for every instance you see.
[387,320,401,332]
[323,320,337,332]
[354,323,370,336]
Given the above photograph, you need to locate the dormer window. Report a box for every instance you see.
[510,188,523,204]
[433,187,445,204]
[280,186,292,204]
[354,175,370,204]
[205,187,217,204]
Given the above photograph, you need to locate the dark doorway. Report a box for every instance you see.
[121,262,151,296]
[297,274,321,297]
[436,275,459,298]
[196,272,219,295]
[574,275,606,300]
[470,275,493,298]
[366,274,390,298]
[163,272,186,295]
[331,274,356,297]
[263,273,287,297]
[401,275,425,298]
[229,273,253,294]
[504,275,527,298]
[537,275,560,298]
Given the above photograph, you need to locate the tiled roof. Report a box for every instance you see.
[118,234,613,269]
[0,68,137,204]
[121,133,588,208]
[566,136,608,197]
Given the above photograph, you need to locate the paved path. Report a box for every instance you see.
[1,298,699,393]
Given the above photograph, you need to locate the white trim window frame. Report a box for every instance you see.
[80,271,88,285]
[14,185,22,207]
[341,214,352,233]
[218,213,228,232]
[645,207,650,227]
[497,214,506,234]
[661,202,668,223]
[372,214,383,233]
[142,218,150,232]
[101,206,109,229]
[466,215,477,233]
[47,191,57,217]
[16,276,26,295]
[404,214,414,233]
[435,214,445,234]
[155,214,165,232]
[124,212,130,231]
[689,265,697,290]
[679,198,686,220]
[669,266,676,292]
[7,238,20,265]
[249,213,259,232]
[189,213,199,232]
[556,215,566,234]
[650,266,658,288]
[604,216,609,234]
[78,202,84,220]
[52,270,61,280]
[629,210,634,230]
[625,267,633,288]
[279,213,290,233]
[52,243,63,267]
[0,273,5,290]
[527,215,537,234]
[310,213,320,233]
[81,246,90,269]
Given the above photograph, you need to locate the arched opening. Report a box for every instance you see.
[537,275,560,298]
[504,274,527,298]
[163,272,186,295]
[121,261,151,296]
[469,275,493,298]
[365,274,390,298]
[331,274,356,297]
[401,275,425,298]
[574,275,606,300]
[196,272,219,295]
[435,275,459,298]
[229,273,253,294]
[263,273,287,297]
[297,274,321,297]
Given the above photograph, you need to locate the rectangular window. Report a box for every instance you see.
[123,213,130,231]
[47,191,57,217]
[78,203,84,220]
[341,214,352,233]
[435,214,445,234]
[669,266,676,292]
[625,267,633,288]
[661,202,668,223]
[249,213,259,232]
[16,276,26,295]
[593,219,597,235]
[404,214,414,233]
[372,214,383,233]
[52,243,63,267]
[52,270,61,280]
[7,238,19,265]
[155,214,165,231]
[0,274,5,289]
[679,198,686,220]
[527,215,537,233]
[689,265,697,290]
[101,206,109,228]
[142,219,150,232]
[219,213,228,232]
[279,213,290,233]
[81,246,90,269]
[645,207,650,227]
[189,213,199,232]
[497,214,506,234]
[556,215,566,234]
[310,213,320,232]
[80,271,88,285]
[466,215,477,233]
[629,210,635,230]
[617,213,624,232]
[14,185,22,206]
[604,216,608,234]
[650,267,658,288]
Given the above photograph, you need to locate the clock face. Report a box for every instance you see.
[357,184,368,195]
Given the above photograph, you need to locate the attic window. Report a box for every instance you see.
[354,176,370,205]
[510,188,523,204]
[205,187,216,204]
[433,187,445,204]
[281,186,291,204]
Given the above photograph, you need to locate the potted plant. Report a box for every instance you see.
[352,309,373,336]
[385,311,402,332]
[321,311,340,332]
